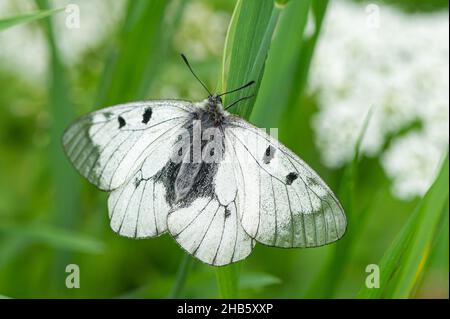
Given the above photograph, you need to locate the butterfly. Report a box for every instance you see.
[62,54,347,266]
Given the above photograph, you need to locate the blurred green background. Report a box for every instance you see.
[0,0,448,298]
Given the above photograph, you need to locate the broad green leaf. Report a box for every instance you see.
[216,0,283,298]
[251,0,329,127]
[0,8,62,31]
[220,0,278,120]
[275,0,291,5]
[358,152,449,298]
[385,153,449,298]
[251,0,311,127]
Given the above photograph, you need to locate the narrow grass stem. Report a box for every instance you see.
[170,254,193,298]
[215,263,240,298]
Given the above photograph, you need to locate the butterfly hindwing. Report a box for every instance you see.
[167,129,255,266]
[225,117,347,248]
[106,123,186,238]
[107,169,173,238]
[62,100,193,191]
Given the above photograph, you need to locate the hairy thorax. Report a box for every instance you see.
[156,95,228,208]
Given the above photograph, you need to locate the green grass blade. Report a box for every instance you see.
[215,263,241,298]
[169,254,193,298]
[220,0,278,120]
[35,0,81,229]
[0,238,29,269]
[0,7,62,31]
[97,0,185,106]
[215,0,283,298]
[250,0,311,127]
[358,152,449,298]
[358,217,416,299]
[307,108,373,298]
[292,0,329,102]
[93,0,192,299]
[35,0,83,295]
[251,0,328,127]
[0,222,104,254]
[387,153,449,298]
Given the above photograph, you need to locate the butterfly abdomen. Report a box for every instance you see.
[157,111,225,207]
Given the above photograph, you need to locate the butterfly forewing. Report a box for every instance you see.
[224,117,347,248]
[62,100,193,191]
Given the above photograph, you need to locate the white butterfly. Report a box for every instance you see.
[62,55,346,266]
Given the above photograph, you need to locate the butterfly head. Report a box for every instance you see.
[180,53,254,117]
[207,94,223,109]
[202,94,225,125]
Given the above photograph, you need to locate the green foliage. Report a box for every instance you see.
[169,254,193,298]
[307,108,373,298]
[215,263,241,298]
[358,153,449,298]
[215,0,281,297]
[34,0,83,294]
[250,0,312,127]
[97,0,186,106]
[0,0,447,299]
[221,0,277,119]
[0,7,62,31]
[0,222,104,254]
[239,271,281,290]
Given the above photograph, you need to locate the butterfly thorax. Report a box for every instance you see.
[153,96,227,208]
[203,94,225,126]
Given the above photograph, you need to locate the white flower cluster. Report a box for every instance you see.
[309,0,449,199]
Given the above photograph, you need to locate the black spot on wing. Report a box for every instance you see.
[224,207,231,218]
[285,172,298,185]
[142,107,152,124]
[118,116,126,128]
[263,145,276,164]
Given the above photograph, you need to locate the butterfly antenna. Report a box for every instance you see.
[180,53,212,96]
[224,94,255,111]
[218,80,255,97]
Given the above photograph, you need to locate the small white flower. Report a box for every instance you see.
[382,132,444,199]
